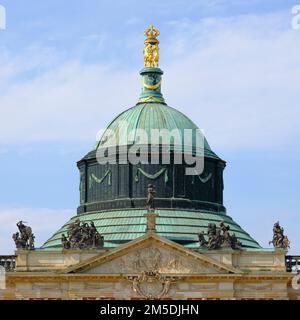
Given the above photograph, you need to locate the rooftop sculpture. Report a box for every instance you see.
[12,221,35,250]
[199,221,242,250]
[61,219,104,250]
[146,184,156,213]
[144,24,160,68]
[269,221,290,249]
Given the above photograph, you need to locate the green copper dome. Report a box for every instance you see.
[42,27,261,251]
[95,102,219,160]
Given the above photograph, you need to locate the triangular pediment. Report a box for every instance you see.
[62,234,240,275]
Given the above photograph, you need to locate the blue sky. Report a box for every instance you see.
[0,0,300,254]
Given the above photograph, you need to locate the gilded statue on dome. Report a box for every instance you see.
[144,24,160,68]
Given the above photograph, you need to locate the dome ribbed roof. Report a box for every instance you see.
[42,209,261,250]
[96,103,220,159]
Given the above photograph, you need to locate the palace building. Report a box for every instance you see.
[0,25,299,300]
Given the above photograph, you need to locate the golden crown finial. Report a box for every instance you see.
[143,24,160,68]
[144,24,160,40]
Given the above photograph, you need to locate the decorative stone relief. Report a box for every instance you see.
[85,245,219,274]
[126,271,179,300]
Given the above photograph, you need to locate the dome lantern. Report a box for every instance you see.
[139,24,165,104]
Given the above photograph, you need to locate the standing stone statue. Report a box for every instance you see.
[220,221,231,248]
[13,221,35,250]
[207,223,222,250]
[269,221,290,249]
[219,221,242,249]
[89,222,98,247]
[230,233,242,250]
[146,184,156,212]
[29,234,35,250]
[12,232,26,249]
[198,231,208,248]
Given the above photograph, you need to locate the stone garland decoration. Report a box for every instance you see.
[197,172,212,184]
[89,169,112,188]
[191,168,213,184]
[135,168,169,183]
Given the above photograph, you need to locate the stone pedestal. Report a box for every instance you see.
[144,212,159,233]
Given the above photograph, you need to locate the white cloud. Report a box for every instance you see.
[163,13,300,150]
[0,11,299,151]
[0,58,138,144]
[0,207,73,254]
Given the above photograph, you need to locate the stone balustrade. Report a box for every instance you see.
[0,256,16,272]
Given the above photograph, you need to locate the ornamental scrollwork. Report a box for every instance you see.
[126,271,179,300]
